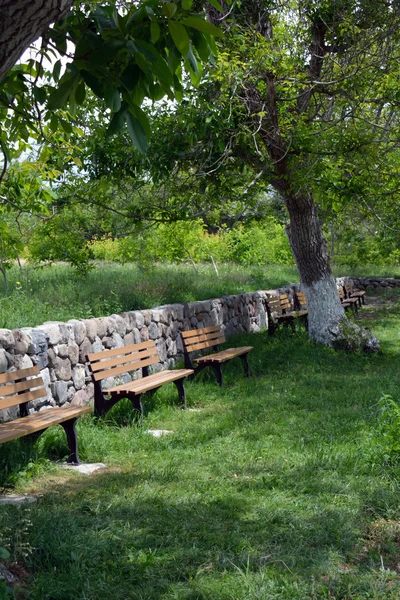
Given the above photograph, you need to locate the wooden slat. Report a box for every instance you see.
[182,330,223,345]
[195,346,253,364]
[181,325,221,339]
[0,376,44,398]
[92,356,159,382]
[0,365,41,385]
[0,406,92,445]
[105,369,194,395]
[295,292,307,306]
[0,387,46,411]
[88,340,157,362]
[90,347,158,373]
[185,334,225,354]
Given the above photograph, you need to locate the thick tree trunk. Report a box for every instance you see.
[283,190,380,352]
[0,0,73,82]
[284,192,344,344]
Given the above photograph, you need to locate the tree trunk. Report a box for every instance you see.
[284,192,344,344]
[0,0,73,82]
[283,190,380,352]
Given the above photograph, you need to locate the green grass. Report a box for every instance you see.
[0,262,301,329]
[2,261,400,330]
[1,289,400,598]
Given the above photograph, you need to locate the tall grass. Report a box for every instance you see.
[1,261,400,330]
[0,262,300,329]
[1,289,400,598]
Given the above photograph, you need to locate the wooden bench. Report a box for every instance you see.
[87,341,194,418]
[265,293,308,335]
[338,286,359,312]
[0,366,91,464]
[343,284,366,306]
[181,325,253,385]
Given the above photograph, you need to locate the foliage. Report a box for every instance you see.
[91,217,293,268]
[0,0,222,163]
[377,394,400,464]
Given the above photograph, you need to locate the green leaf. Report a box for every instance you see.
[168,21,190,56]
[130,104,151,139]
[33,86,46,104]
[53,59,62,82]
[125,111,148,154]
[150,21,161,43]
[94,6,117,32]
[75,81,86,105]
[182,17,223,37]
[80,70,103,98]
[104,85,121,112]
[185,45,198,75]
[60,119,72,134]
[47,80,73,110]
[207,0,223,11]
[0,547,10,560]
[90,40,125,66]
[135,41,162,64]
[182,0,193,8]
[120,64,141,92]
[162,2,177,18]
[107,106,127,136]
[192,31,211,62]
[151,58,173,85]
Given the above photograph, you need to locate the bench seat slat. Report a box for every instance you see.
[0,406,92,444]
[194,346,253,364]
[105,369,194,395]
[276,310,308,320]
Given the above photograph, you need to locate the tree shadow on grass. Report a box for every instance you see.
[0,464,385,600]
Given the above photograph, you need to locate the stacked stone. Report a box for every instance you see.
[344,277,400,291]
[0,291,269,418]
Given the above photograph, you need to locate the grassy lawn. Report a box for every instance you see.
[1,288,400,598]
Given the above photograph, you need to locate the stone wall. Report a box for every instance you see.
[342,276,400,291]
[1,276,399,419]
[0,290,271,419]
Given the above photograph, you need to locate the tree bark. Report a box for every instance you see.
[281,188,379,351]
[0,0,73,82]
[283,191,345,345]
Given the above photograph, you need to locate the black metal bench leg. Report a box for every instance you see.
[61,418,80,465]
[239,354,250,378]
[129,394,144,424]
[173,379,187,409]
[213,364,223,386]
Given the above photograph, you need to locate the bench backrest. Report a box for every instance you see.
[0,366,46,414]
[87,341,160,382]
[181,325,225,354]
[294,291,307,310]
[266,294,292,314]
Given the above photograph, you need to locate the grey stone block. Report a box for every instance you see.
[0,329,15,351]
[0,349,7,373]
